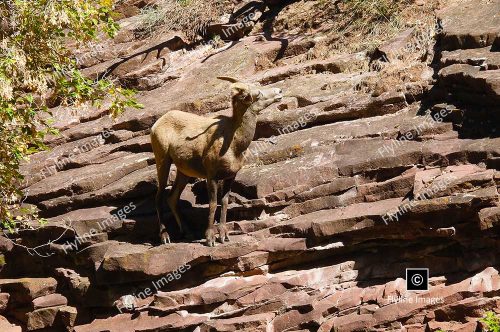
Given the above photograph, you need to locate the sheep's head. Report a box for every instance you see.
[218,77,283,113]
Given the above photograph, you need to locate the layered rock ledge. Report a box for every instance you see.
[1,0,499,331]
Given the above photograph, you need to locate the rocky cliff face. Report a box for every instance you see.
[1,0,499,331]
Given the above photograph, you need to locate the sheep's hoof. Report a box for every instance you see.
[160,232,171,244]
[218,224,230,243]
[205,227,217,247]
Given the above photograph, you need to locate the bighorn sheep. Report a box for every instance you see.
[150,77,283,246]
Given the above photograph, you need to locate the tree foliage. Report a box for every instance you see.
[0,0,142,229]
[481,311,500,332]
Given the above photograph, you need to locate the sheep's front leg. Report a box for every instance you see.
[155,156,172,244]
[205,178,218,247]
[218,177,234,243]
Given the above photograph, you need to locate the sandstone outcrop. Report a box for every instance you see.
[1,0,499,331]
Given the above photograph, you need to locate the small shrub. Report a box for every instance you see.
[210,35,225,49]
[481,311,500,332]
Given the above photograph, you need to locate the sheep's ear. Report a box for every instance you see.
[217,76,240,83]
[231,84,252,102]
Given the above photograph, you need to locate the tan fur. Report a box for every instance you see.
[151,78,283,246]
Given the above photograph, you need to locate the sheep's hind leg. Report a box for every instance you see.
[166,171,193,240]
[156,156,172,244]
[205,178,218,247]
[218,177,234,243]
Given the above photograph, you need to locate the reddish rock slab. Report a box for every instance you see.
[469,267,500,293]
[253,52,367,85]
[32,293,68,309]
[75,310,208,332]
[377,278,407,306]
[236,148,340,199]
[269,262,355,290]
[441,47,500,70]
[427,319,478,332]
[357,168,416,202]
[236,283,288,307]
[402,186,498,219]
[95,235,307,286]
[0,315,21,332]
[280,186,358,219]
[99,239,260,283]
[49,206,125,233]
[236,251,270,272]
[21,132,111,188]
[310,198,402,238]
[232,218,278,234]
[359,303,379,315]
[434,297,500,321]
[437,0,500,50]
[250,106,430,167]
[438,64,500,105]
[244,289,313,316]
[423,137,500,166]
[478,207,500,230]
[253,198,401,240]
[269,291,342,332]
[316,286,363,313]
[404,324,426,332]
[0,278,57,304]
[58,305,78,330]
[14,304,78,331]
[318,318,335,332]
[154,274,269,310]
[38,165,157,215]
[24,306,60,331]
[331,313,376,332]
[256,237,307,254]
[26,152,153,203]
[256,90,407,139]
[200,312,275,331]
[412,165,493,199]
[362,285,385,304]
[373,28,414,62]
[269,309,310,332]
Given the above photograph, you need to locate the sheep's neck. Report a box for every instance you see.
[229,103,257,156]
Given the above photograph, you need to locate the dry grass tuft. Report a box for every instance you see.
[271,0,441,57]
[135,0,233,41]
[269,0,443,95]
[355,21,438,96]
